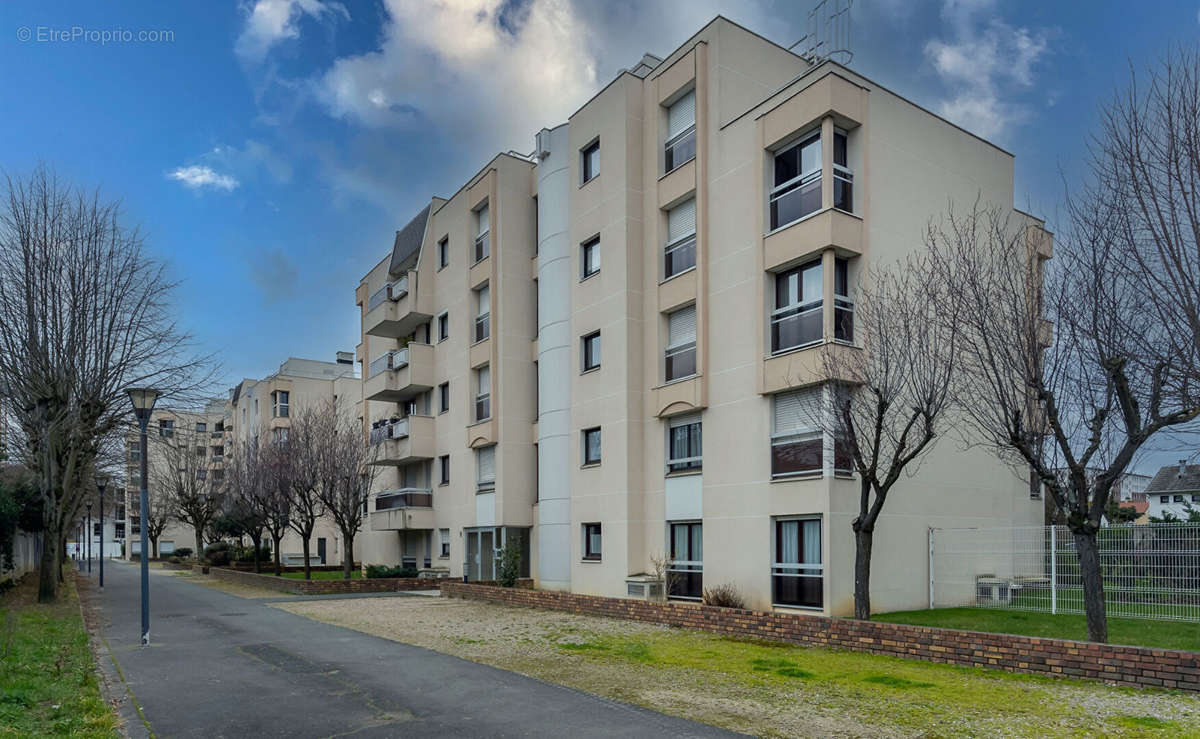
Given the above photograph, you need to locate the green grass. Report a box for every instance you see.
[545,628,1198,736]
[278,569,362,580]
[873,607,1200,651]
[0,572,119,737]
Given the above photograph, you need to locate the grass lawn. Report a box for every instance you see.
[874,606,1200,651]
[0,571,119,737]
[280,597,1200,738]
[278,569,362,580]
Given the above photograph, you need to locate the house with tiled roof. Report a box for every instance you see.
[1145,461,1200,520]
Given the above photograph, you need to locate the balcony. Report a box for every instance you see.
[364,343,435,403]
[370,489,434,530]
[364,272,432,339]
[368,414,435,466]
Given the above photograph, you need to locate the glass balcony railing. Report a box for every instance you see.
[664,234,696,279]
[374,489,433,511]
[369,417,410,445]
[664,126,696,174]
[771,302,823,353]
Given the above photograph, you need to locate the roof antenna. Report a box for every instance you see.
[789,0,853,65]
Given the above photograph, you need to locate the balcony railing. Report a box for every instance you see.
[368,347,410,379]
[474,394,490,423]
[664,342,696,383]
[771,301,823,353]
[833,165,853,213]
[367,274,411,312]
[374,488,433,511]
[473,232,490,263]
[769,171,821,231]
[834,296,854,343]
[369,417,410,445]
[664,126,696,174]
[664,234,696,279]
[474,314,490,343]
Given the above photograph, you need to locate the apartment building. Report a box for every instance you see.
[228,353,360,566]
[356,16,1045,615]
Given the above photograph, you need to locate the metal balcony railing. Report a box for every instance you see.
[374,488,433,511]
[369,417,410,445]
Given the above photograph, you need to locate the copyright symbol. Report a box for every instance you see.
[17,26,31,42]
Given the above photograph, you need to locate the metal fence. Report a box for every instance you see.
[929,523,1200,622]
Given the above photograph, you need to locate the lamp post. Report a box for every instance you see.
[86,501,93,574]
[98,475,108,590]
[126,387,161,647]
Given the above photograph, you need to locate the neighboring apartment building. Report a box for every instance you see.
[228,353,361,566]
[1047,467,1155,525]
[1145,461,1200,520]
[356,17,1045,615]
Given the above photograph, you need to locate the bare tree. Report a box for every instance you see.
[281,409,325,580]
[927,194,1200,643]
[0,167,210,601]
[820,255,961,619]
[259,437,292,576]
[150,424,223,559]
[224,435,269,572]
[310,399,377,579]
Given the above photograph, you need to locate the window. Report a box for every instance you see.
[195,422,207,433]
[668,522,703,599]
[1161,495,1170,503]
[834,257,854,343]
[212,469,224,482]
[581,235,600,279]
[273,427,288,444]
[664,90,697,174]
[583,522,602,560]
[474,204,490,263]
[195,446,206,457]
[581,139,600,184]
[770,131,822,230]
[212,445,224,458]
[581,331,601,372]
[582,427,602,466]
[1193,495,1200,503]
[438,236,449,269]
[664,304,697,382]
[437,312,449,342]
[439,528,450,558]
[772,387,823,478]
[772,259,823,353]
[196,469,208,481]
[833,130,853,213]
[439,455,450,485]
[474,285,490,342]
[1174,495,1186,503]
[773,517,823,608]
[475,365,491,422]
[438,382,450,414]
[664,198,696,279]
[158,419,174,438]
[272,390,290,418]
[476,445,495,492]
[667,413,702,473]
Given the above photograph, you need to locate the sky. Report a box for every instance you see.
[1,0,1197,474]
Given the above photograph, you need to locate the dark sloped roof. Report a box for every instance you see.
[389,204,430,276]
[1145,464,1200,494]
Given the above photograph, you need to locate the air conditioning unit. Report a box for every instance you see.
[535,128,553,159]
[975,576,1020,605]
[625,574,663,601]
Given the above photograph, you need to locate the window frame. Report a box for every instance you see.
[771,387,825,479]
[663,198,697,280]
[769,129,823,232]
[439,454,450,486]
[473,204,490,264]
[581,235,601,280]
[664,304,698,383]
[581,331,601,373]
[771,259,824,354]
[771,515,824,610]
[581,139,600,184]
[473,285,490,343]
[667,521,703,600]
[582,427,602,466]
[437,312,449,343]
[438,382,450,414]
[666,414,702,474]
[475,445,496,493]
[437,236,449,270]
[582,522,602,561]
[439,528,450,558]
[474,365,491,423]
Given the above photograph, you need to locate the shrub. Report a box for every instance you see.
[203,542,231,567]
[364,564,418,579]
[702,583,746,609]
[497,544,521,588]
[232,545,271,563]
[172,547,193,559]
[167,556,183,564]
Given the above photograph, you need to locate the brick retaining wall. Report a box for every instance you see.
[439,582,1200,692]
[205,566,437,595]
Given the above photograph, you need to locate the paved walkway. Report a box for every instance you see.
[92,562,737,738]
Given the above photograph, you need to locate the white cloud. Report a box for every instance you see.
[167,165,240,191]
[235,0,348,63]
[923,0,1053,140]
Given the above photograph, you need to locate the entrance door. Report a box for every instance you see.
[479,530,495,581]
[466,531,479,581]
[317,537,327,565]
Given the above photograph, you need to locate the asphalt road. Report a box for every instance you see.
[92,562,738,738]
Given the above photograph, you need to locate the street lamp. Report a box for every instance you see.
[97,475,108,591]
[126,386,161,647]
[86,501,93,574]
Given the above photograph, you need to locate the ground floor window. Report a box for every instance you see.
[583,522,602,560]
[668,522,702,599]
[772,517,822,608]
[463,526,530,581]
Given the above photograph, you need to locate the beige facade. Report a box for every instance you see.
[356,17,1045,615]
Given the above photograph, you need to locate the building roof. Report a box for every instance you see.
[389,204,430,276]
[1119,499,1149,515]
[1145,463,1200,494]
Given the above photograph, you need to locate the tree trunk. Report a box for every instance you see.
[1073,530,1108,643]
[302,537,312,580]
[251,533,263,574]
[343,533,354,580]
[194,530,204,562]
[853,527,874,620]
[272,534,282,576]
[58,535,66,583]
[37,528,59,603]
[152,537,159,559]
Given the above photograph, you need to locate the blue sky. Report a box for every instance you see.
[1,0,1197,473]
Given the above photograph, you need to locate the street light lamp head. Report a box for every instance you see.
[125,387,162,423]
[96,474,108,496]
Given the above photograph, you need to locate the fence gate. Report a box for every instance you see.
[928,523,1200,623]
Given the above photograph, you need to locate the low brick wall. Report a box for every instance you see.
[439,582,1200,692]
[206,567,437,595]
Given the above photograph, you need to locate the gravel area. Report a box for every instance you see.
[276,596,1200,738]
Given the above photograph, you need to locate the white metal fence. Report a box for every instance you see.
[929,523,1200,622]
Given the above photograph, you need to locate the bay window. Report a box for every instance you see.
[834,257,854,342]
[664,304,697,382]
[833,129,853,213]
[771,387,823,477]
[664,198,696,278]
[664,90,696,174]
[772,260,823,353]
[772,517,823,609]
[667,413,702,473]
[770,131,821,230]
[668,522,703,600]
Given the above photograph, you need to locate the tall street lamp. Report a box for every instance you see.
[86,501,93,574]
[126,387,161,647]
[97,475,108,591]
